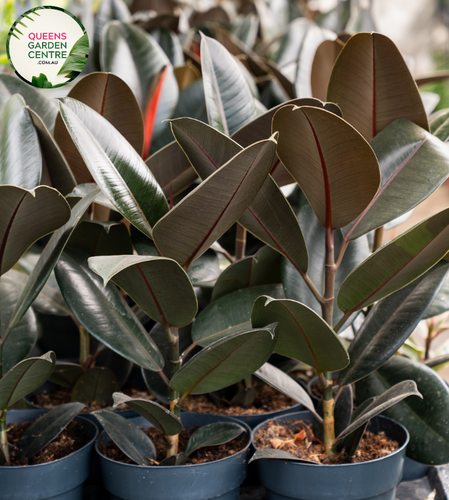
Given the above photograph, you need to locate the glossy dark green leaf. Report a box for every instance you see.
[341,397,375,456]
[171,328,277,395]
[159,453,186,466]
[88,254,197,328]
[131,226,159,257]
[327,32,428,142]
[0,74,58,133]
[344,119,449,241]
[430,108,449,142]
[187,251,220,286]
[254,362,317,418]
[27,108,76,196]
[273,105,380,229]
[0,185,71,276]
[251,296,349,372]
[7,186,100,332]
[0,275,37,376]
[71,367,118,406]
[101,21,178,139]
[0,352,55,410]
[185,422,245,456]
[339,262,449,387]
[149,28,184,67]
[55,250,163,372]
[49,363,84,388]
[200,33,258,136]
[93,410,156,465]
[19,402,84,460]
[145,141,197,197]
[338,207,449,315]
[96,347,134,389]
[68,220,133,256]
[212,246,283,301]
[425,272,449,319]
[356,356,449,464]
[142,322,192,404]
[58,98,168,238]
[0,94,41,189]
[282,200,370,326]
[192,284,284,347]
[249,448,313,463]
[337,380,421,441]
[113,393,182,435]
[153,137,276,268]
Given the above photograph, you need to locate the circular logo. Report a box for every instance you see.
[7,6,89,89]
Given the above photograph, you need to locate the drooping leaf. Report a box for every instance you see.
[153,137,276,268]
[0,185,71,276]
[272,105,380,229]
[327,32,428,141]
[49,363,84,388]
[185,422,245,456]
[338,207,449,315]
[93,410,157,465]
[254,362,318,418]
[0,352,55,410]
[171,328,277,395]
[249,448,313,463]
[192,284,284,347]
[212,245,283,301]
[88,254,197,328]
[101,21,178,139]
[55,250,164,372]
[58,98,168,238]
[68,220,133,257]
[344,119,449,241]
[200,33,258,136]
[0,94,41,189]
[59,72,144,159]
[0,74,58,133]
[27,108,76,196]
[251,296,349,372]
[356,356,449,465]
[71,367,118,406]
[336,380,422,441]
[58,34,89,76]
[341,397,376,456]
[0,274,37,376]
[113,393,182,435]
[6,186,100,332]
[339,262,449,387]
[19,402,84,460]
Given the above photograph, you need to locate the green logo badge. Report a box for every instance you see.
[7,6,89,89]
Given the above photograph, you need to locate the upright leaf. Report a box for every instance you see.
[0,94,41,189]
[327,32,428,141]
[153,138,276,267]
[185,423,245,456]
[272,105,380,229]
[58,98,168,238]
[71,367,118,406]
[88,254,197,328]
[311,39,344,101]
[200,33,258,136]
[251,296,349,371]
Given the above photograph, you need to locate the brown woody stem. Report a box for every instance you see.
[235,224,247,261]
[79,326,90,367]
[166,325,180,457]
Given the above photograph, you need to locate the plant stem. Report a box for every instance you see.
[235,224,247,260]
[166,325,180,457]
[0,410,9,463]
[372,227,384,252]
[424,320,435,360]
[79,325,90,367]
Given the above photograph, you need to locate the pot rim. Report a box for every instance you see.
[1,414,99,470]
[180,401,304,418]
[251,410,410,469]
[95,414,252,470]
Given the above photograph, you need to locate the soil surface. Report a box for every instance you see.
[100,425,248,465]
[3,420,89,466]
[183,385,296,415]
[30,384,154,412]
[254,420,399,465]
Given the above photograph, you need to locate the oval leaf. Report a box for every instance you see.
[251,296,349,372]
[185,422,245,456]
[327,32,428,141]
[19,402,85,460]
[71,367,118,406]
[171,328,277,395]
[113,393,182,435]
[94,410,156,465]
[88,254,197,328]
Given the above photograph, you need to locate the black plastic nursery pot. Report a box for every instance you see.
[96,412,252,500]
[1,409,99,500]
[251,411,410,500]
